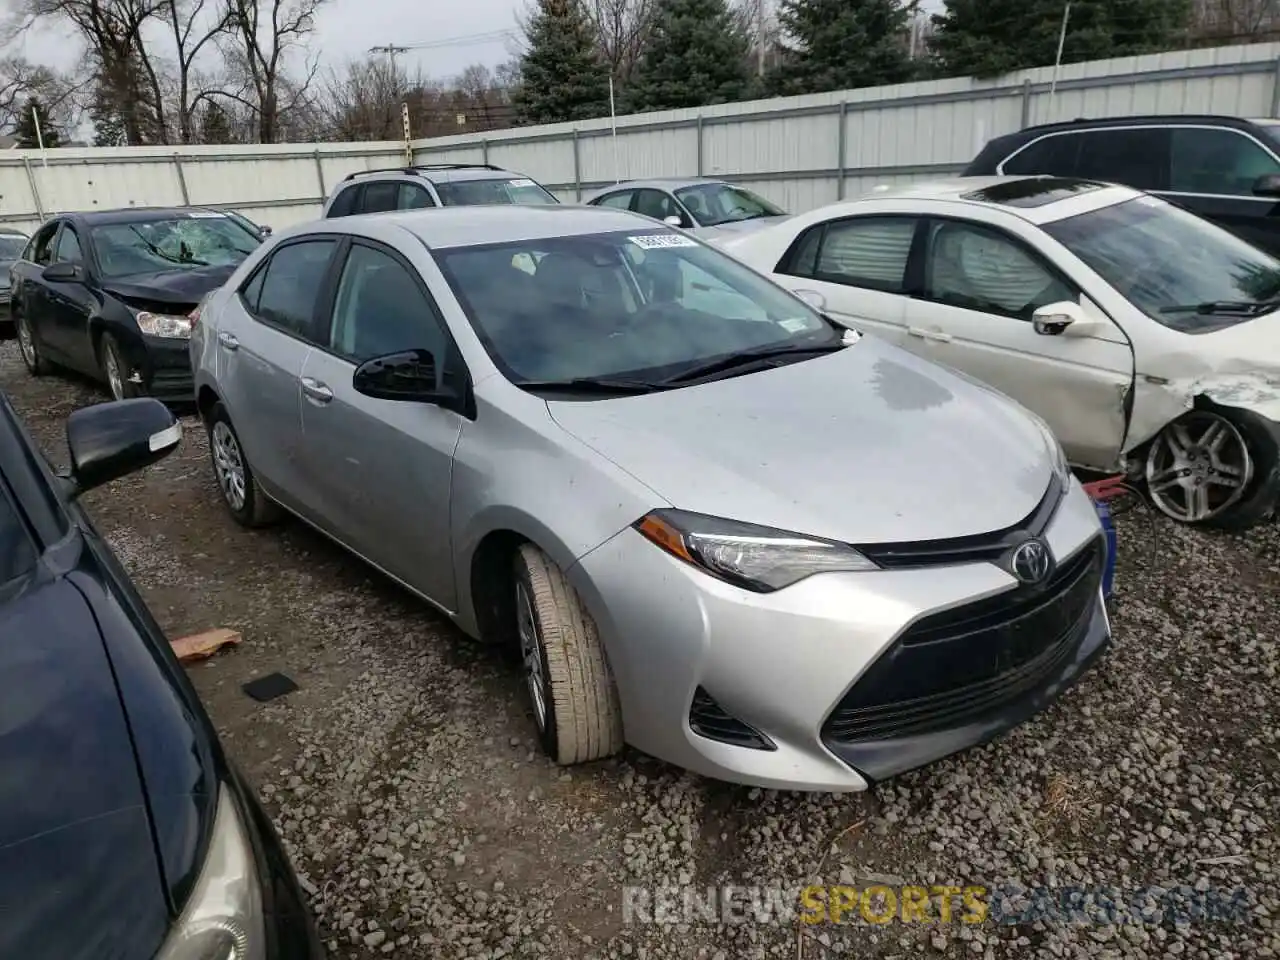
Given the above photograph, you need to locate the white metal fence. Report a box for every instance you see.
[4,40,1280,233]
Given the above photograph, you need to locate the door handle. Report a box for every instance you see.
[300,377,333,403]
[217,332,239,351]
[907,326,952,343]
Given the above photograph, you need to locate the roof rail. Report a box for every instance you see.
[339,162,506,183]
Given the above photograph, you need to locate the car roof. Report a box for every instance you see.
[592,177,728,193]
[1001,113,1263,140]
[319,203,661,248]
[829,175,1143,225]
[57,206,233,226]
[336,165,537,190]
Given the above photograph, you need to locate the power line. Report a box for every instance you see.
[388,29,518,53]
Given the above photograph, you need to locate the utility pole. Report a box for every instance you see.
[1048,2,1071,109]
[370,44,408,69]
[756,0,765,77]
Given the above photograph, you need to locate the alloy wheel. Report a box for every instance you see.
[1146,411,1253,523]
[211,421,247,512]
[16,316,35,369]
[104,346,124,401]
[515,580,549,731]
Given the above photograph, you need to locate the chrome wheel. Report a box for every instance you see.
[516,579,548,731]
[16,316,35,369]
[104,345,124,401]
[1146,411,1252,523]
[211,420,247,512]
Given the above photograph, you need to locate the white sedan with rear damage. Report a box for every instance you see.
[721,175,1280,530]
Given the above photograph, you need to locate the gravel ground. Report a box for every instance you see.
[2,336,1277,959]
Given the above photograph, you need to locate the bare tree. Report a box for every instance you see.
[317,56,408,141]
[222,0,326,143]
[580,0,654,85]
[0,57,79,131]
[1190,0,1280,42]
[164,0,234,142]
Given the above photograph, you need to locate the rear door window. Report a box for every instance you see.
[1001,134,1082,177]
[29,222,58,265]
[397,183,435,209]
[595,191,636,211]
[361,181,398,214]
[1072,128,1169,191]
[326,185,361,218]
[253,239,338,341]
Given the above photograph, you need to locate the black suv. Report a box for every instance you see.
[964,115,1280,255]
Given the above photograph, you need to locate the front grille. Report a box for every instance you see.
[689,687,775,750]
[823,538,1103,743]
[856,476,1063,569]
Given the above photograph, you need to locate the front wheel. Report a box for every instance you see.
[514,543,623,765]
[99,332,138,401]
[1145,407,1279,531]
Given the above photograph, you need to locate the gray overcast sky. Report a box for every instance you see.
[9,0,528,83]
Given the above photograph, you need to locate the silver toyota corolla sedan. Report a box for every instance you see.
[190,204,1111,792]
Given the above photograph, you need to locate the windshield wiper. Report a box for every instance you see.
[662,341,847,385]
[517,377,668,394]
[127,227,209,267]
[1160,297,1280,316]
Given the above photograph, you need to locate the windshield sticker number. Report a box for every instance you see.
[187,210,227,218]
[778,318,810,333]
[628,234,698,250]
[509,178,535,187]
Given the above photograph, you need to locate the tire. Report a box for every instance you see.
[513,543,623,765]
[206,401,282,528]
[99,332,139,401]
[15,313,50,376]
[1145,405,1280,532]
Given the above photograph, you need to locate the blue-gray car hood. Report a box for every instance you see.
[547,336,1053,544]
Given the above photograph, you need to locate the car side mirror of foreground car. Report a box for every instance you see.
[353,349,456,405]
[63,398,182,498]
[42,260,85,284]
[1254,174,1280,198]
[663,215,685,228]
[1032,301,1101,338]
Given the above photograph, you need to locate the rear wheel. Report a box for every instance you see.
[15,313,50,375]
[514,543,623,765]
[1145,406,1279,531]
[206,401,282,528]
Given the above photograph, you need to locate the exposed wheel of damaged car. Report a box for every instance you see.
[1145,405,1280,530]
[191,204,1113,792]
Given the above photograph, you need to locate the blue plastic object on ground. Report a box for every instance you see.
[1095,499,1117,599]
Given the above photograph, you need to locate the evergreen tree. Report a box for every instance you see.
[513,0,611,125]
[90,83,127,147]
[930,0,1191,80]
[198,102,235,144]
[626,0,751,113]
[766,0,913,97]
[13,98,61,149]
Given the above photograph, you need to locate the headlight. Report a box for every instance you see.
[635,508,878,592]
[1031,415,1071,485]
[137,310,194,339]
[156,786,265,960]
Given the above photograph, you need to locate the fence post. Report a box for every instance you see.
[313,150,326,198]
[22,156,44,220]
[836,101,848,200]
[482,139,489,165]
[172,154,191,205]
[1271,57,1280,118]
[572,128,582,200]
[1020,78,1033,128]
[696,114,704,177]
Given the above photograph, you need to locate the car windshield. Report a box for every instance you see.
[436,229,835,387]
[1043,196,1280,333]
[0,236,26,260]
[436,177,559,207]
[673,183,785,227]
[90,214,261,277]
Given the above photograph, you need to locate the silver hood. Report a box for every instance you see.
[694,216,791,244]
[548,336,1054,544]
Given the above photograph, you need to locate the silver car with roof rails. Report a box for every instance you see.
[322,163,560,218]
[190,203,1110,792]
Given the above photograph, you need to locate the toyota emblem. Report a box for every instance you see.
[1010,538,1052,584]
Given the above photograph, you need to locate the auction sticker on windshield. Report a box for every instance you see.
[509,179,536,187]
[629,234,698,250]
[187,210,228,218]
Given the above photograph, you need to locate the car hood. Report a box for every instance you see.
[547,336,1053,544]
[101,263,240,307]
[695,216,790,242]
[0,577,169,960]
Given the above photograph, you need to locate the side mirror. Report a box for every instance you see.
[1032,301,1102,337]
[43,261,85,284]
[1253,174,1280,198]
[353,349,445,403]
[63,398,181,497]
[663,215,684,228]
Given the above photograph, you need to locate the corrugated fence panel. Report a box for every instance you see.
[1,41,1279,225]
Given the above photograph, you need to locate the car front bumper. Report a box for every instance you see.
[132,334,195,403]
[572,477,1110,792]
